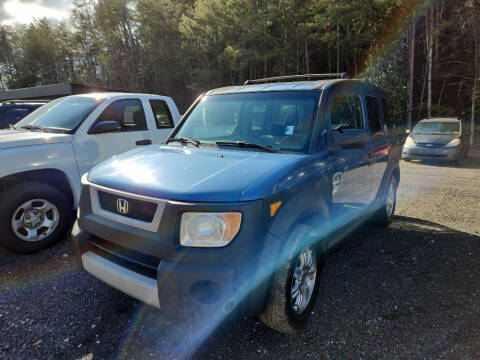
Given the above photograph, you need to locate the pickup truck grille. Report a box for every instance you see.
[98,190,158,223]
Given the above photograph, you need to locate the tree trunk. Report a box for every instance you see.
[427,6,434,118]
[336,23,340,73]
[408,14,416,130]
[328,40,332,73]
[305,39,310,74]
[471,12,479,147]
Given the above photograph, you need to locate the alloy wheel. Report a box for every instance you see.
[290,247,317,314]
[11,199,60,242]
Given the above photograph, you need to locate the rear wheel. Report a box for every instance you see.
[260,225,322,333]
[0,182,73,253]
[375,175,397,226]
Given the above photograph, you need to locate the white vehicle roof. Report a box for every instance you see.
[71,92,172,100]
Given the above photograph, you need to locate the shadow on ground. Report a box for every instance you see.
[403,153,480,170]
[102,216,480,360]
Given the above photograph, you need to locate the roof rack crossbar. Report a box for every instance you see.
[1,99,50,104]
[244,73,348,85]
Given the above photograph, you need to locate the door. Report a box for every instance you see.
[73,98,152,177]
[365,96,389,200]
[328,94,375,213]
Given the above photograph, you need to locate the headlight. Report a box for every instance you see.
[446,139,461,147]
[180,212,242,247]
[404,136,415,148]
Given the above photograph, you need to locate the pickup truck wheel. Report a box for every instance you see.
[0,182,73,254]
[260,225,322,333]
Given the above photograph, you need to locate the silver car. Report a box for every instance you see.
[402,118,469,163]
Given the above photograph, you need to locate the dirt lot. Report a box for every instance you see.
[1,156,479,360]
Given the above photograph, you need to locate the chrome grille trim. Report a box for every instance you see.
[87,181,166,232]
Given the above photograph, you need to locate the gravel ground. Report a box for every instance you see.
[1,155,479,360]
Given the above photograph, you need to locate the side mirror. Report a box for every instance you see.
[88,120,122,135]
[406,129,411,134]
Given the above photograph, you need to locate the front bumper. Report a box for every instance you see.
[72,188,277,316]
[402,145,461,161]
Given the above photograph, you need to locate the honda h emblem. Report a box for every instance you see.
[116,199,129,215]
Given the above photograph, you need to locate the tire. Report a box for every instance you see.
[375,175,398,227]
[0,182,74,254]
[260,224,322,334]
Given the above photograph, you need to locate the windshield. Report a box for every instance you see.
[413,121,460,135]
[15,96,103,132]
[175,91,320,153]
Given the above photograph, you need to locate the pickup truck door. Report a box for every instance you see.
[328,94,376,217]
[73,98,152,177]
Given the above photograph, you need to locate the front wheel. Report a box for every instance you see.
[260,241,321,334]
[0,182,73,254]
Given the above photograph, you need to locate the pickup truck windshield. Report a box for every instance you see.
[15,96,103,132]
[413,122,460,135]
[175,91,320,153]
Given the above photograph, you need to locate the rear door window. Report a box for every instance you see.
[150,100,174,129]
[366,96,382,134]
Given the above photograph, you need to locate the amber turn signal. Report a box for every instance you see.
[270,201,282,217]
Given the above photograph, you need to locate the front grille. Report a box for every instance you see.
[98,190,157,222]
[416,143,444,148]
[90,237,159,279]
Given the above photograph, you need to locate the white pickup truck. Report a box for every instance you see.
[0,92,181,253]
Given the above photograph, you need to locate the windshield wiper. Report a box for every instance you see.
[8,124,18,130]
[166,137,201,147]
[21,125,50,133]
[21,125,67,133]
[216,141,277,153]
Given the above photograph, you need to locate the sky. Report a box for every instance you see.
[0,0,73,25]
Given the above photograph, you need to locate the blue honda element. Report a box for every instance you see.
[73,74,401,333]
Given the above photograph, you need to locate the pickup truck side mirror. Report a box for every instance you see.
[88,120,122,135]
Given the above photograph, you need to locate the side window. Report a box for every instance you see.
[150,100,174,129]
[96,99,147,132]
[366,96,382,134]
[330,95,364,130]
[381,98,391,133]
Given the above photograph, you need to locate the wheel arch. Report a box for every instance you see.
[0,169,75,207]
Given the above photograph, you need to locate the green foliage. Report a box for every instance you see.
[0,0,477,125]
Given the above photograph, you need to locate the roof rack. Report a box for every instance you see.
[1,99,50,104]
[244,73,349,85]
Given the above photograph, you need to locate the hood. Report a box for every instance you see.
[0,129,73,149]
[410,133,458,145]
[87,145,306,202]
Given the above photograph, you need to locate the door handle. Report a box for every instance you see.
[136,139,152,146]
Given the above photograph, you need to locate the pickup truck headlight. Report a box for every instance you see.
[404,136,416,148]
[180,212,242,247]
[446,138,461,147]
